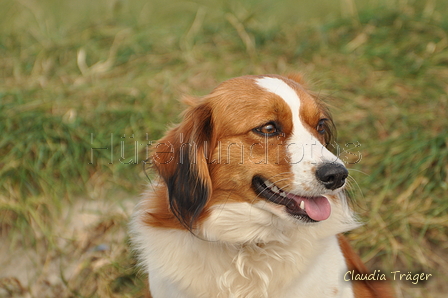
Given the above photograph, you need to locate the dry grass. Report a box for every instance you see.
[1,0,447,297]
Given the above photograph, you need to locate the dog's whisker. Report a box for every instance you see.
[346,175,364,198]
[347,168,369,176]
[252,177,291,205]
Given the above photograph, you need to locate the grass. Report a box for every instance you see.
[1,0,447,297]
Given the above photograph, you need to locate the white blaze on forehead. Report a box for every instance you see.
[255,76,307,143]
[255,77,301,118]
[255,76,311,157]
[255,76,343,193]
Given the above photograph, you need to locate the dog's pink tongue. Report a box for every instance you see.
[305,196,331,221]
[288,195,331,221]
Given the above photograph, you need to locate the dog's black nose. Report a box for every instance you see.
[316,163,348,190]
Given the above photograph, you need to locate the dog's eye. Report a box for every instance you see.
[253,122,279,136]
[316,119,328,135]
[260,124,277,134]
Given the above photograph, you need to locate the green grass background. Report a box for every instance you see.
[0,0,447,297]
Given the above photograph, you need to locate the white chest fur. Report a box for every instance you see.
[131,202,355,298]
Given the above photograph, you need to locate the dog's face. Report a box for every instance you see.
[151,75,353,242]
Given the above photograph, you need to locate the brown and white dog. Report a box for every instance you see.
[130,74,395,298]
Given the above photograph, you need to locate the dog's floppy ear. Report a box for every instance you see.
[152,99,215,229]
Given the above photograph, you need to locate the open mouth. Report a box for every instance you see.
[252,176,331,223]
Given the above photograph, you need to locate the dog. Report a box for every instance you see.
[130,74,395,298]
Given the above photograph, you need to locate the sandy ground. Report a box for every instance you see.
[0,197,137,298]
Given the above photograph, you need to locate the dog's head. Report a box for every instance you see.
[151,74,357,242]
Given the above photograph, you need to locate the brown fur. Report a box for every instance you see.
[338,234,396,298]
